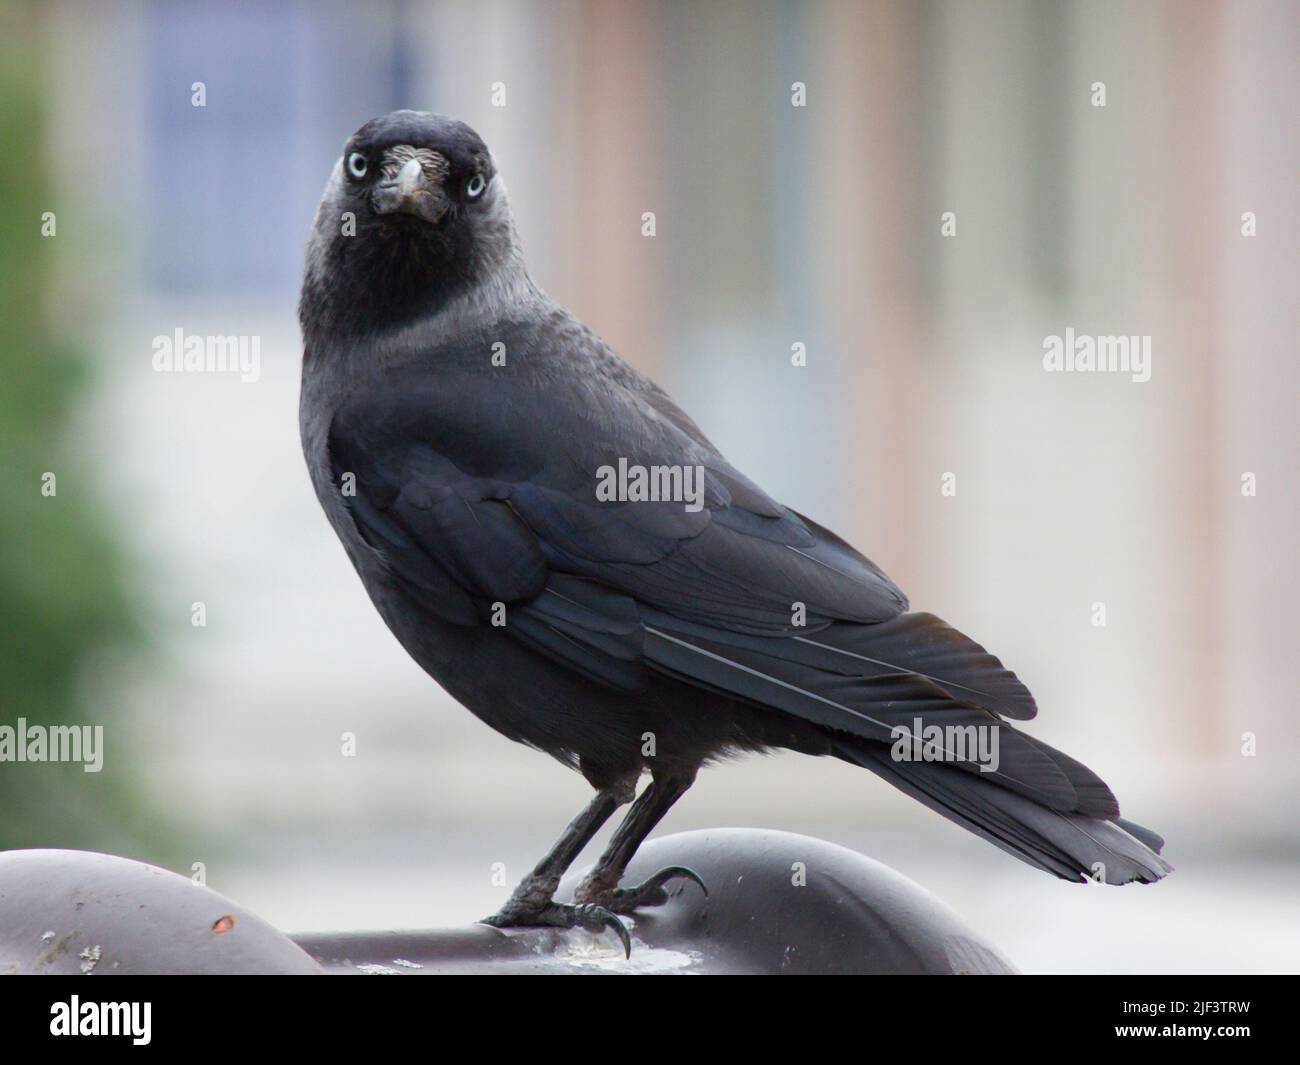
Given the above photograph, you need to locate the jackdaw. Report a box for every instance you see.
[299,111,1170,954]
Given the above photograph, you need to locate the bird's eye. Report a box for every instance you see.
[466,173,486,199]
[346,152,368,179]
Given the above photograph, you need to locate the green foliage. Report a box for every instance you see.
[0,18,156,852]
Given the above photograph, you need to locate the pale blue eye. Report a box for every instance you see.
[347,152,368,179]
[466,173,486,198]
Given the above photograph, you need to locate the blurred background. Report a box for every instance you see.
[2,0,1297,973]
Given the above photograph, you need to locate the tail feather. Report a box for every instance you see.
[1114,817,1167,855]
[1017,732,1120,819]
[642,611,1117,817]
[546,591,1169,885]
[836,738,1172,885]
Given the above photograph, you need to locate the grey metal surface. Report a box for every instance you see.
[0,831,1016,974]
[298,829,1019,974]
[0,848,323,975]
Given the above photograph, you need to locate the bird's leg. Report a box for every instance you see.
[482,779,636,954]
[574,771,706,914]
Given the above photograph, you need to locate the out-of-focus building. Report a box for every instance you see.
[28,0,1300,971]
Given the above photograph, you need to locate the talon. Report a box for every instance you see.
[572,903,629,949]
[589,907,632,958]
[593,864,710,914]
[644,865,708,898]
[481,901,632,958]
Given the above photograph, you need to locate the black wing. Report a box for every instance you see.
[326,336,1055,773]
[322,318,1173,884]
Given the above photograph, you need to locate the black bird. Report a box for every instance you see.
[299,111,1171,953]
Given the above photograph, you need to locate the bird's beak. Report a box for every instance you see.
[372,156,448,224]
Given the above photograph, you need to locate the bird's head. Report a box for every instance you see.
[302,111,521,335]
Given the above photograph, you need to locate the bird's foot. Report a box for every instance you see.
[482,901,632,958]
[577,865,708,915]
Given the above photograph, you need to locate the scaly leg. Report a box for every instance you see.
[482,779,636,955]
[574,771,706,914]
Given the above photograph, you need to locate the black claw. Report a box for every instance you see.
[482,901,632,958]
[595,908,632,958]
[598,864,710,914]
[570,902,631,958]
[647,865,708,898]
